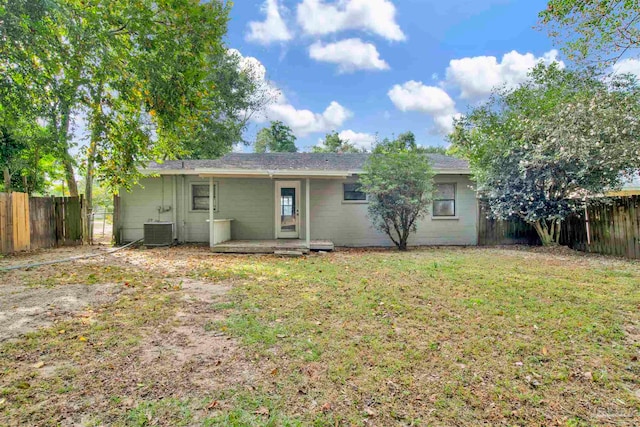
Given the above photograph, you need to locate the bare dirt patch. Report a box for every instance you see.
[139,280,256,393]
[0,282,129,342]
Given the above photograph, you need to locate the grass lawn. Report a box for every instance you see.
[0,246,639,426]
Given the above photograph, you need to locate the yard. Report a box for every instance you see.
[0,246,639,426]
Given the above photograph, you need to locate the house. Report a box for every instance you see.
[116,153,477,252]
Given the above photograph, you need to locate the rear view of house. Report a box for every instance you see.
[116,153,477,251]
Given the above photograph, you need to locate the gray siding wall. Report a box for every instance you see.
[119,175,476,246]
[120,176,305,243]
[309,175,477,246]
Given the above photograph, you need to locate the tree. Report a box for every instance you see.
[0,122,58,194]
[312,131,362,153]
[421,146,450,155]
[1,0,233,242]
[0,127,26,191]
[359,132,435,251]
[539,0,640,64]
[254,121,297,153]
[182,49,275,159]
[449,64,640,246]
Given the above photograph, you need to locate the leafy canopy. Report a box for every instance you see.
[254,121,298,153]
[1,0,236,195]
[539,0,640,64]
[360,132,435,251]
[312,131,363,153]
[450,64,640,245]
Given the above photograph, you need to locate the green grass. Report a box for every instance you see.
[211,248,640,426]
[1,247,639,426]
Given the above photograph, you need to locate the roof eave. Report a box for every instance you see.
[140,168,471,177]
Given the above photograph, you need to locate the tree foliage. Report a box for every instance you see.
[450,64,640,245]
[360,132,435,251]
[1,0,235,191]
[254,121,298,153]
[312,131,362,153]
[182,49,276,159]
[539,0,640,64]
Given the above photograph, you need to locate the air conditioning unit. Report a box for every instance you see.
[144,222,174,247]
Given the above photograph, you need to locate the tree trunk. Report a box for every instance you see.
[57,106,79,197]
[532,219,561,246]
[3,167,10,192]
[63,157,79,197]
[83,141,97,245]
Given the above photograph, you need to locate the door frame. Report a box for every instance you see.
[275,180,301,239]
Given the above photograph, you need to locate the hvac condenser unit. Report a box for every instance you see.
[143,222,174,247]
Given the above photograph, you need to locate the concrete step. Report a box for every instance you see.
[274,250,305,257]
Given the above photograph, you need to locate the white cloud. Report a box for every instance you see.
[432,113,462,135]
[445,49,565,99]
[246,0,292,45]
[297,0,406,42]
[231,49,352,137]
[613,58,640,79]
[388,81,459,135]
[388,81,456,115]
[267,100,352,137]
[338,130,377,150]
[309,38,390,73]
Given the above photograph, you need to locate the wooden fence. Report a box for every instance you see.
[0,193,15,254]
[560,196,640,259]
[0,192,83,254]
[478,197,640,260]
[478,201,541,246]
[55,196,83,246]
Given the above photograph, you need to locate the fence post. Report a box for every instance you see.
[0,193,13,254]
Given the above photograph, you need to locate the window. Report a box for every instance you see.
[191,183,217,212]
[343,183,367,201]
[433,183,456,217]
[281,188,295,217]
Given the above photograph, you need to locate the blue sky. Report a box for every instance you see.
[226,0,562,151]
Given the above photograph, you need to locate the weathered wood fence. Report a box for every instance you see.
[560,196,640,259]
[0,192,83,254]
[478,196,640,260]
[477,201,541,246]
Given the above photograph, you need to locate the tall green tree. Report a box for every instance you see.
[450,64,640,245]
[312,131,362,153]
[254,121,298,153]
[1,0,236,242]
[0,126,26,192]
[539,0,640,64]
[360,132,435,251]
[183,50,275,159]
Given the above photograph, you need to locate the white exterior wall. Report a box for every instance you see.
[119,174,476,246]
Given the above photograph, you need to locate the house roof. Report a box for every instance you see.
[145,153,470,177]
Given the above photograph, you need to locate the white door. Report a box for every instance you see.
[275,181,300,239]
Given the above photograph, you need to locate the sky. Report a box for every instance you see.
[227,0,567,152]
